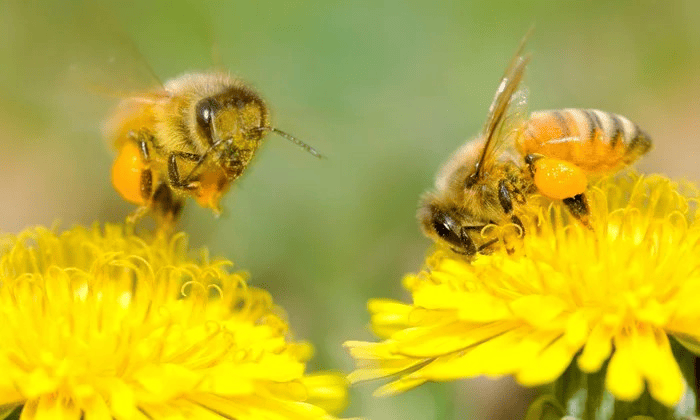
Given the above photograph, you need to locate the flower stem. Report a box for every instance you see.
[582,364,608,420]
[554,359,584,412]
[612,390,675,420]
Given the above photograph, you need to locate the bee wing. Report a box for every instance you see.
[7,1,163,99]
[65,3,165,96]
[474,35,531,178]
[491,86,529,159]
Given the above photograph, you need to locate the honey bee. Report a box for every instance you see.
[106,72,321,227]
[418,37,652,256]
[3,1,322,228]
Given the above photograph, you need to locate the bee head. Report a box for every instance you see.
[193,87,321,179]
[194,88,270,175]
[418,198,481,256]
[195,89,268,142]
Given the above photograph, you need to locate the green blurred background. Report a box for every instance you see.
[1,0,699,418]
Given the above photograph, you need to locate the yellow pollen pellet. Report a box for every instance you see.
[533,157,587,200]
[111,142,148,205]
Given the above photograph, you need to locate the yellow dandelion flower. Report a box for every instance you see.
[346,173,700,407]
[0,224,347,419]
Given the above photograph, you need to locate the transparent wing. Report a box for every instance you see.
[63,2,165,96]
[6,1,163,100]
[491,86,529,159]
[474,32,531,177]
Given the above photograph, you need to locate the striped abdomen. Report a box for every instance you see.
[516,109,652,174]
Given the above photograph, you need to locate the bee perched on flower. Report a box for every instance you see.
[347,172,700,418]
[346,33,698,420]
[419,34,651,257]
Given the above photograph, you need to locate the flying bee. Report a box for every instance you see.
[106,72,321,227]
[4,1,323,228]
[418,36,652,257]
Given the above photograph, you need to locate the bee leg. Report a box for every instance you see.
[501,215,526,255]
[498,180,527,254]
[132,137,156,205]
[457,228,479,257]
[524,153,545,178]
[124,169,155,226]
[139,165,153,201]
[151,183,185,230]
[563,193,592,228]
[511,215,524,233]
[119,131,155,225]
[458,227,500,256]
[477,238,499,253]
[498,179,514,214]
[167,153,202,190]
[499,178,527,219]
[138,139,150,161]
[126,205,150,226]
[126,130,154,159]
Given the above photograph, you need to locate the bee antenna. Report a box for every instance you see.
[258,127,323,159]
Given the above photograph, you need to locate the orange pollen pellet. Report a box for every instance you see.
[194,169,230,214]
[111,142,148,205]
[533,157,587,200]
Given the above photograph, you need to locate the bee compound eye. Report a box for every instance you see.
[431,214,462,247]
[432,218,450,239]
